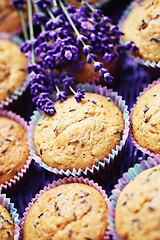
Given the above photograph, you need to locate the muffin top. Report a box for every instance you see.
[0,39,27,103]
[0,116,29,185]
[23,183,108,240]
[34,93,124,171]
[131,82,160,155]
[115,165,160,240]
[0,0,28,33]
[0,204,14,240]
[122,0,160,62]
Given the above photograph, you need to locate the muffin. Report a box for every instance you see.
[115,164,160,240]
[22,182,108,240]
[0,39,27,107]
[0,0,28,34]
[33,92,124,172]
[0,203,14,239]
[0,114,29,185]
[131,80,160,156]
[122,0,160,64]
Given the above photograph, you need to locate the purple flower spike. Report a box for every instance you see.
[74,89,85,103]
[93,61,103,72]
[34,0,52,10]
[83,45,93,56]
[30,83,47,95]
[65,50,72,60]
[12,0,26,9]
[56,91,67,102]
[76,35,88,45]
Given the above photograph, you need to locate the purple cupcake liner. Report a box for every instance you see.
[119,0,160,71]
[28,83,130,178]
[0,33,29,109]
[20,176,110,240]
[130,78,160,158]
[0,193,20,239]
[0,109,32,192]
[108,155,160,240]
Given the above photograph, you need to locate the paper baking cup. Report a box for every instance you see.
[0,33,29,109]
[119,0,160,73]
[108,155,160,240]
[0,193,20,240]
[0,110,32,192]
[20,176,110,240]
[28,83,130,178]
[130,78,160,158]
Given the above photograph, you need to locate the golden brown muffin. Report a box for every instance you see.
[122,0,160,63]
[0,0,28,33]
[115,165,160,240]
[0,204,14,240]
[131,82,160,155]
[0,39,27,103]
[34,93,124,171]
[0,116,29,185]
[23,183,108,240]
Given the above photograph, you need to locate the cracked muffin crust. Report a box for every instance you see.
[122,0,160,63]
[131,82,160,155]
[23,183,108,240]
[0,204,14,240]
[0,116,29,185]
[0,39,27,103]
[0,0,28,33]
[115,165,160,240]
[34,92,124,171]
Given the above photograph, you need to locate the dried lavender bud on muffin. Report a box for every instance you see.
[115,165,160,240]
[131,82,160,155]
[0,39,27,103]
[34,93,124,171]
[122,0,160,63]
[0,0,28,33]
[23,183,108,240]
[0,116,29,185]
[0,204,14,240]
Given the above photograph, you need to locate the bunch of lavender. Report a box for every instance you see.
[12,0,138,115]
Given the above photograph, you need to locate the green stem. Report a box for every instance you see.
[69,85,76,95]
[28,0,35,63]
[82,0,95,12]
[55,84,60,93]
[52,0,57,7]
[59,0,80,36]
[19,9,28,41]
[47,8,57,21]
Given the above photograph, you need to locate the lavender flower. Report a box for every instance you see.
[12,0,26,9]
[74,89,85,102]
[14,0,138,115]
[56,91,67,102]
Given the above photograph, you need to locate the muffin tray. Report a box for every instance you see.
[0,0,156,237]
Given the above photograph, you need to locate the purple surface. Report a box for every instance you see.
[1,0,154,226]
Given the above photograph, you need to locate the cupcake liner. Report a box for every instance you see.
[0,33,29,109]
[119,0,160,73]
[0,109,32,192]
[20,176,110,240]
[130,78,160,158]
[108,155,160,240]
[0,193,20,240]
[28,83,130,179]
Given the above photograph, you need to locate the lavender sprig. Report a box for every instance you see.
[13,0,138,115]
